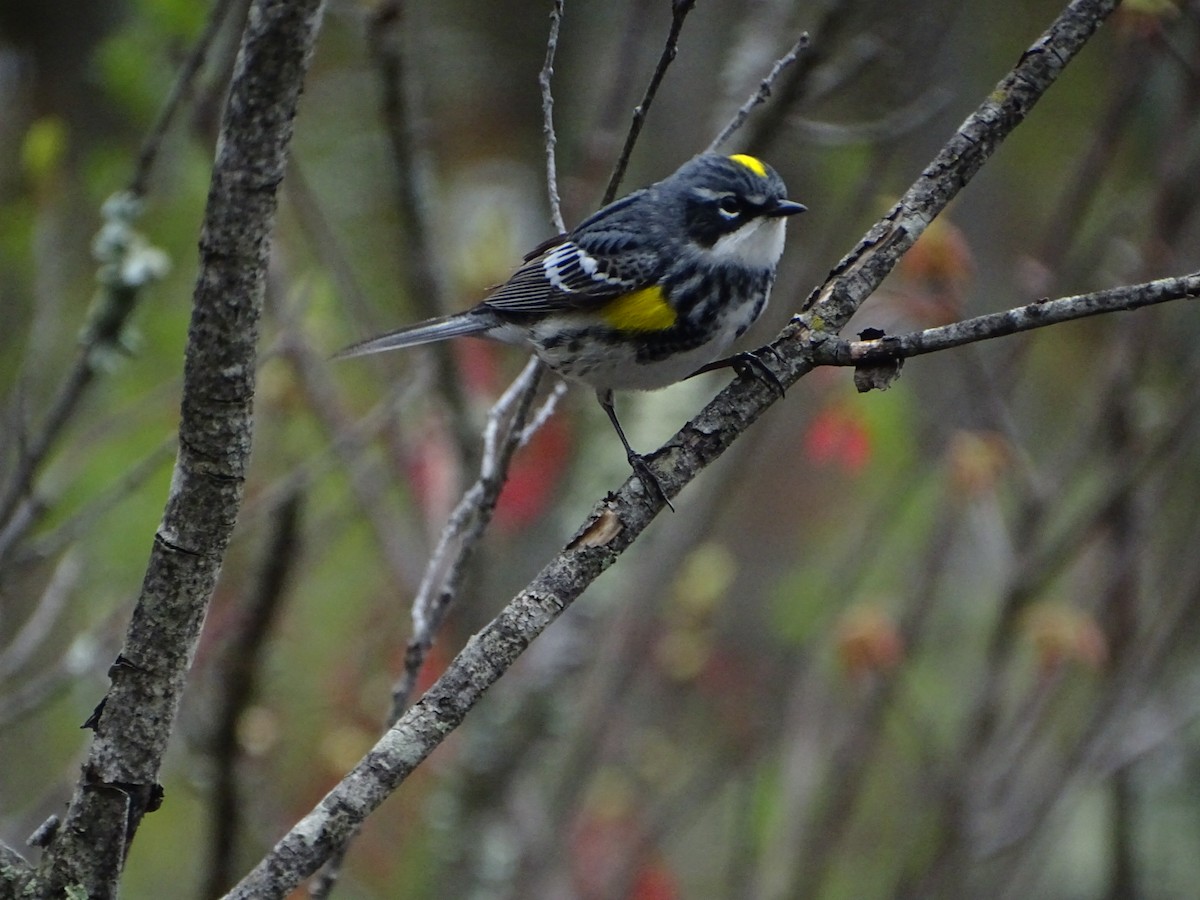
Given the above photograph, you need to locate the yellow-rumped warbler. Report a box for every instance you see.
[339,152,805,503]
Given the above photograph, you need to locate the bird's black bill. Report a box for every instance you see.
[768,199,807,217]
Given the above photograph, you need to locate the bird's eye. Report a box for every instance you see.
[717,196,741,219]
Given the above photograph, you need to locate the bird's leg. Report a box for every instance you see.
[688,348,786,398]
[596,390,674,512]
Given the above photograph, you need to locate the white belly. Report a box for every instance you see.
[512,300,761,391]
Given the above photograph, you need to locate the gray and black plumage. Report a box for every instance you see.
[338,152,805,505]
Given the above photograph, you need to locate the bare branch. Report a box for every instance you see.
[203,493,302,899]
[366,0,474,462]
[366,1,450,326]
[0,0,237,541]
[271,283,424,592]
[309,13,570,897]
[794,0,1122,333]
[576,2,655,196]
[0,840,35,897]
[811,274,1200,368]
[708,34,810,153]
[0,295,130,552]
[735,0,856,154]
[0,551,80,681]
[306,358,547,898]
[223,2,1128,894]
[603,0,697,204]
[789,85,954,145]
[519,381,567,445]
[35,0,327,894]
[389,357,546,723]
[539,0,567,233]
[3,437,175,568]
[129,0,242,198]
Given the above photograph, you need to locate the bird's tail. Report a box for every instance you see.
[335,312,491,359]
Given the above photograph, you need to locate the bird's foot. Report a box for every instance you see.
[627,451,674,512]
[689,348,786,398]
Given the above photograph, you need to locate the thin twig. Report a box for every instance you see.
[736,0,854,154]
[223,3,1126,894]
[367,0,450,327]
[0,361,100,553]
[129,0,241,197]
[0,0,233,546]
[310,7,572,893]
[519,381,567,445]
[795,1,1129,329]
[784,509,958,897]
[708,34,810,152]
[1035,38,1147,278]
[283,161,379,345]
[3,437,176,568]
[366,0,475,463]
[0,551,81,681]
[0,644,103,732]
[270,282,423,592]
[307,359,547,899]
[602,0,697,205]
[540,0,567,233]
[576,0,652,199]
[789,85,954,145]
[390,357,546,723]
[36,1,327,894]
[911,358,1200,896]
[203,492,302,899]
[810,273,1200,368]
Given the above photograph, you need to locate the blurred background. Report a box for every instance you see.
[3,0,1200,897]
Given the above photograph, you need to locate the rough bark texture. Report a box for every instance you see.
[226,3,1124,895]
[812,274,1200,365]
[33,1,326,897]
[797,0,1122,334]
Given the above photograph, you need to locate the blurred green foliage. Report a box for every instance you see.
[3,1,1200,898]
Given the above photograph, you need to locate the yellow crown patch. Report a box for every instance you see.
[728,154,768,178]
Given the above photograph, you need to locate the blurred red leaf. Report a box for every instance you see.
[406,416,458,520]
[494,412,571,531]
[414,641,450,696]
[453,338,503,396]
[630,862,681,900]
[803,405,872,473]
[571,812,680,900]
[892,216,974,326]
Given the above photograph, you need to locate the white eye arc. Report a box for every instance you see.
[717,196,741,220]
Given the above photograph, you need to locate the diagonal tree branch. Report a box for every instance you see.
[708,33,810,153]
[366,0,474,457]
[310,4,570,894]
[203,492,303,899]
[223,1,1126,895]
[539,0,567,233]
[793,0,1123,336]
[811,273,1200,368]
[602,0,698,204]
[30,1,327,896]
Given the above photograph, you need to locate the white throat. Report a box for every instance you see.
[707,217,787,269]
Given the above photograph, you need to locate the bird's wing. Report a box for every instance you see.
[481,191,664,316]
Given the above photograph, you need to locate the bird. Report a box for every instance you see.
[337,152,805,507]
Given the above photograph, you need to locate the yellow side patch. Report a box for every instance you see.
[729,153,768,178]
[601,285,677,332]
